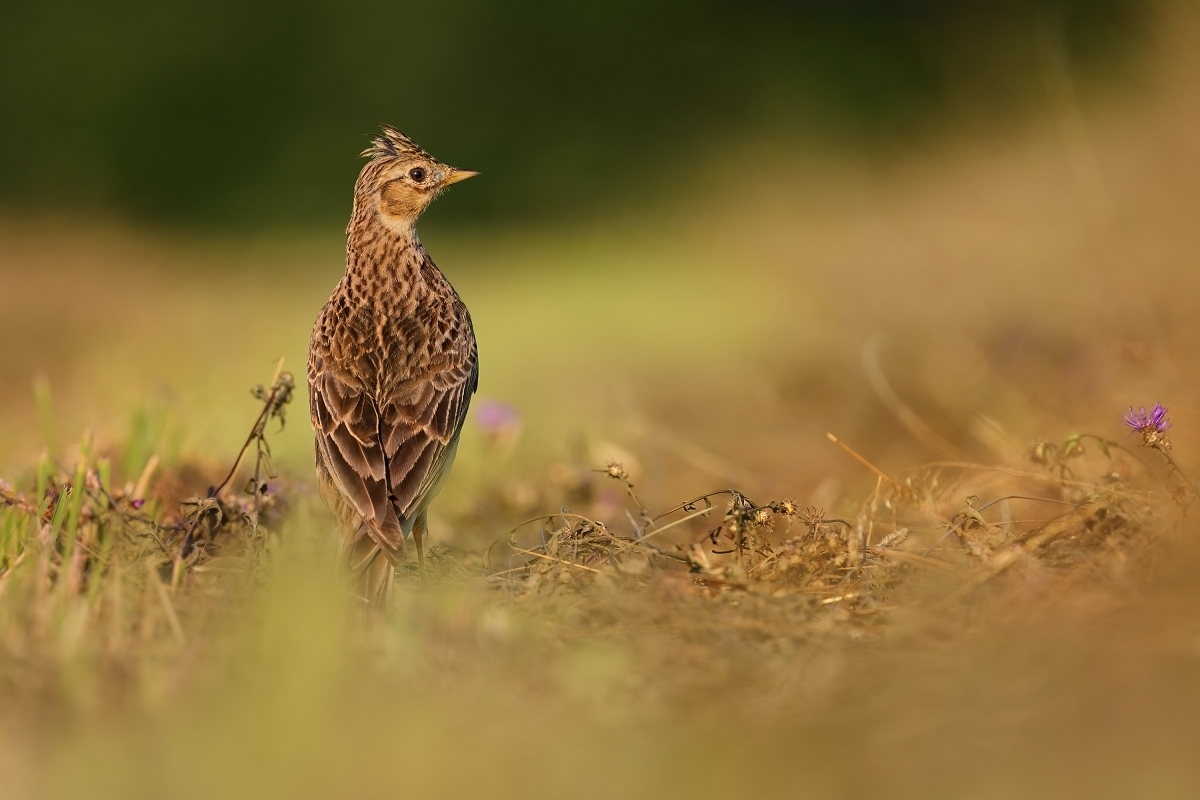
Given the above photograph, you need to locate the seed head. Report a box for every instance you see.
[603,461,628,481]
[776,499,799,517]
[1028,441,1057,466]
[798,506,825,528]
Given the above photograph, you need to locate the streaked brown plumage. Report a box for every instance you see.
[308,125,478,604]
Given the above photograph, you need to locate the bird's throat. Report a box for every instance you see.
[344,220,429,301]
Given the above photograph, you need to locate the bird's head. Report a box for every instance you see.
[352,125,478,234]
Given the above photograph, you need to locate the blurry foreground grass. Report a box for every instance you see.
[2,357,1200,799]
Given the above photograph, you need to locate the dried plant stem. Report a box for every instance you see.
[826,432,955,528]
[1156,449,1195,491]
[213,357,290,500]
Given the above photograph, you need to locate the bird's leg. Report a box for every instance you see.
[412,513,428,589]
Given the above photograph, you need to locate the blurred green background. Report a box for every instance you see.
[1,0,1146,229]
[0,0,1192,493]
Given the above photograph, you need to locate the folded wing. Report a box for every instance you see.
[310,346,478,547]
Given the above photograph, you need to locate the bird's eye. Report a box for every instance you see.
[409,167,426,183]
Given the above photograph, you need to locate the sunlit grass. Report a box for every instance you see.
[2,343,1195,798]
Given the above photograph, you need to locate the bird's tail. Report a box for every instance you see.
[342,534,398,608]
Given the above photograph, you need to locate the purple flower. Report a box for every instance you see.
[131,498,145,510]
[1123,404,1171,434]
[475,399,521,434]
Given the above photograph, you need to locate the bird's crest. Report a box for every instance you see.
[361,125,433,161]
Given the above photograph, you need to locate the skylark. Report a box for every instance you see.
[308,125,478,604]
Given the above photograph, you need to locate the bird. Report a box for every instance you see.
[308,125,479,605]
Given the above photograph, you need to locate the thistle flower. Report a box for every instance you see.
[1124,404,1172,450]
[1124,404,1170,434]
[475,399,521,434]
[474,399,522,451]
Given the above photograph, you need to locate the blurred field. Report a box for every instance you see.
[4,8,1200,800]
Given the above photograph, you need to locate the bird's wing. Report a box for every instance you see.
[309,343,478,545]
[378,344,479,522]
[309,361,404,545]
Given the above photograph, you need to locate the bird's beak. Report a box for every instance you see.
[442,168,480,186]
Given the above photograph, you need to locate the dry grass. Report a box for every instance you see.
[0,353,1195,797]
